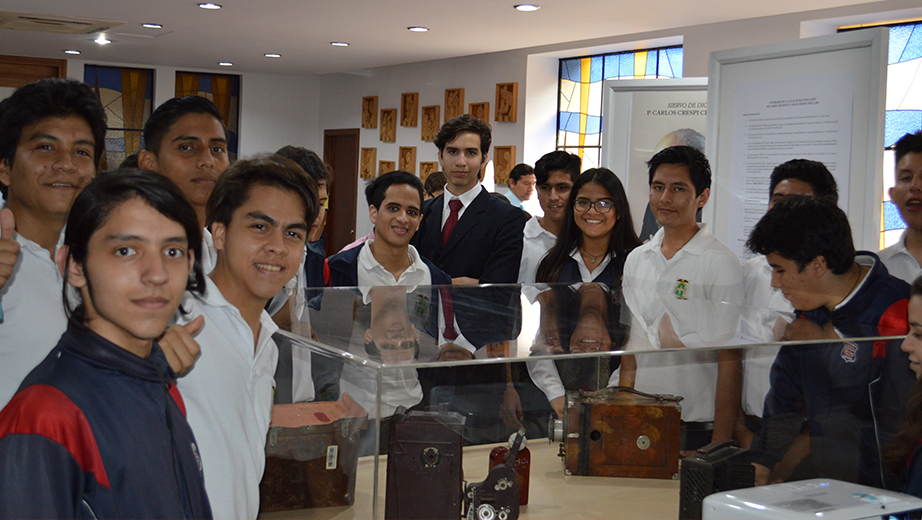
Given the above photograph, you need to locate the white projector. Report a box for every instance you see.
[702,479,922,519]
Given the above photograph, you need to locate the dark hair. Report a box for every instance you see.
[646,145,711,196]
[365,170,424,209]
[492,192,511,205]
[434,114,491,155]
[536,168,641,283]
[508,163,534,183]
[119,152,140,170]
[63,169,204,323]
[424,171,446,197]
[769,159,838,201]
[0,78,107,197]
[275,145,333,190]
[746,194,853,274]
[883,274,922,479]
[143,96,226,155]
[207,154,319,229]
[535,151,581,185]
[895,131,922,166]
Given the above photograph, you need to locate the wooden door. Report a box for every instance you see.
[322,129,360,256]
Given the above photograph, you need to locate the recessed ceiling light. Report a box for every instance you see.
[514,4,540,11]
[198,3,222,9]
[142,23,163,29]
[407,26,429,32]
[64,49,81,55]
[94,35,111,45]
[330,42,349,47]
[264,53,282,58]
[218,62,233,67]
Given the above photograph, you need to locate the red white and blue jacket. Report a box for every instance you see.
[749,252,916,489]
[0,323,212,519]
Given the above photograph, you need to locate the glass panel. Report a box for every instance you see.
[262,283,913,519]
[634,51,648,78]
[560,58,581,82]
[619,52,634,77]
[603,54,621,80]
[666,47,684,78]
[588,56,603,83]
[889,24,914,64]
[904,24,922,62]
[885,110,922,147]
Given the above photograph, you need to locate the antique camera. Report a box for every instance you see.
[464,430,526,520]
[258,394,367,512]
[549,387,682,479]
[679,440,754,520]
[385,405,466,520]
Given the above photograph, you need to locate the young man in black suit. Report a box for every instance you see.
[413,115,527,285]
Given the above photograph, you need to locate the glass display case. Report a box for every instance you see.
[258,282,913,520]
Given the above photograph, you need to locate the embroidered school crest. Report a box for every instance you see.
[674,279,689,300]
[840,342,858,363]
[414,294,429,317]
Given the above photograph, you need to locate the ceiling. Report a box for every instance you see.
[0,0,878,76]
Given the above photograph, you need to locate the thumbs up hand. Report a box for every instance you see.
[0,208,20,291]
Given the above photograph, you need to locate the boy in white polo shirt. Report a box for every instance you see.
[618,145,744,453]
[170,155,318,519]
[0,78,106,408]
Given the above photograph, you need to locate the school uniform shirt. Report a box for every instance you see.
[739,254,793,417]
[357,239,432,293]
[517,216,557,283]
[0,231,67,409]
[527,248,615,402]
[617,224,744,423]
[880,230,922,284]
[177,277,280,520]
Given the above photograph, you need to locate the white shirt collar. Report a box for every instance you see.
[524,215,555,240]
[442,183,481,213]
[569,247,613,283]
[357,240,429,303]
[646,223,713,257]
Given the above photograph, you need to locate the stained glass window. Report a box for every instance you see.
[875,21,922,248]
[176,71,241,160]
[557,46,683,168]
[84,65,154,170]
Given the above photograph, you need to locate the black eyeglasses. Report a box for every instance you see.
[574,199,615,213]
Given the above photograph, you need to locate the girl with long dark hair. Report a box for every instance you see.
[535,168,641,284]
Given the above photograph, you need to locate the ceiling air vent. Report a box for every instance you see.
[0,11,124,34]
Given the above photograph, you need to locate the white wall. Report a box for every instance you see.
[318,51,531,239]
[66,60,322,157]
[314,0,922,237]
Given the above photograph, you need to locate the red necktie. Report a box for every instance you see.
[441,199,463,247]
[440,287,458,341]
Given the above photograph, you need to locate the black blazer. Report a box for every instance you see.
[413,186,528,284]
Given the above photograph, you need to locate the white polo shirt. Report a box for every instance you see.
[880,230,922,284]
[618,224,743,422]
[739,255,793,417]
[0,232,67,409]
[177,277,280,520]
[357,240,431,294]
[518,216,557,283]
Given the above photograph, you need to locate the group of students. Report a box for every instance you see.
[3,72,922,518]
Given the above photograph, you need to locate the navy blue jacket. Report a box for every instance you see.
[0,323,212,519]
[413,186,527,284]
[750,253,915,488]
[326,242,452,287]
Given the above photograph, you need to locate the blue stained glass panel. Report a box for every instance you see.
[889,25,913,64]
[619,54,634,77]
[589,56,603,82]
[659,49,674,78]
[558,112,581,133]
[666,47,683,78]
[561,59,581,82]
[646,54,658,76]
[603,55,621,79]
[585,115,602,135]
[904,25,922,62]
[105,136,126,152]
[884,201,905,230]
[885,110,922,147]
